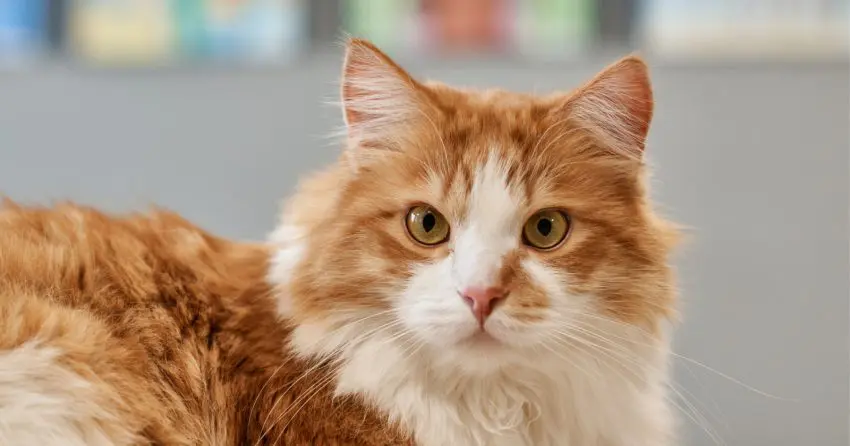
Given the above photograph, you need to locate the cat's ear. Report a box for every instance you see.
[340,38,431,159]
[560,55,653,158]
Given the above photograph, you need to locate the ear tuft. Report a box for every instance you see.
[341,38,424,148]
[565,54,654,158]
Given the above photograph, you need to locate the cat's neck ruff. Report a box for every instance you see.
[285,310,672,446]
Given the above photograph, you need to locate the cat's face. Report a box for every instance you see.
[275,39,676,372]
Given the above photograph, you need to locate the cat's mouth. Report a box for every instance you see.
[461,330,502,348]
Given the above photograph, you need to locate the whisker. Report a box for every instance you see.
[664,391,726,446]
[550,328,645,382]
[678,361,730,430]
[667,381,728,440]
[538,337,600,381]
[255,312,403,445]
[247,362,287,430]
[272,372,339,443]
[548,325,724,446]
[255,360,335,445]
[565,313,794,401]
[665,381,726,446]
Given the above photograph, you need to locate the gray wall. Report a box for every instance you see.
[0,55,847,445]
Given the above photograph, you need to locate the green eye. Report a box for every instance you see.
[523,209,570,250]
[405,205,450,246]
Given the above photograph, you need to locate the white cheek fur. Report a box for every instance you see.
[397,257,479,346]
[396,247,590,348]
[487,258,582,347]
[267,224,306,317]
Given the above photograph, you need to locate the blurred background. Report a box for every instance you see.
[0,1,847,445]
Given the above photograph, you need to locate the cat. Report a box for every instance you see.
[0,38,679,446]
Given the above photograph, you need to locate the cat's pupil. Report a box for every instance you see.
[537,218,552,236]
[423,213,436,233]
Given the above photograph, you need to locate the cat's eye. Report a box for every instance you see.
[406,205,450,246]
[523,209,570,250]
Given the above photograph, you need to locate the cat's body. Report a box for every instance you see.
[0,39,678,446]
[0,203,410,445]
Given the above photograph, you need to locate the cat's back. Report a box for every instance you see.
[0,201,273,359]
[0,201,275,444]
[0,201,411,446]
[0,200,269,307]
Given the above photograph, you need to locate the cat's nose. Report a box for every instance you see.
[460,286,506,327]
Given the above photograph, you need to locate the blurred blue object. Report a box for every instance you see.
[0,0,49,65]
[201,0,305,63]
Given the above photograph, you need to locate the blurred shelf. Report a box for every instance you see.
[0,0,846,73]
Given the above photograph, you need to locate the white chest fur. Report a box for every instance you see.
[327,329,674,446]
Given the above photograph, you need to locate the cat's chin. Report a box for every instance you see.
[461,330,501,346]
[424,330,528,374]
[438,344,526,376]
[455,330,508,354]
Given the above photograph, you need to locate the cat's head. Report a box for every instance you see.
[272,39,677,373]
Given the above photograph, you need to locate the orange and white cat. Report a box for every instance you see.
[0,39,678,446]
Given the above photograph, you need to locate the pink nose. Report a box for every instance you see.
[460,286,506,327]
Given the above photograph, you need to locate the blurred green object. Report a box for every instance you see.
[515,0,595,58]
[343,0,416,53]
[342,0,595,58]
[171,0,206,58]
